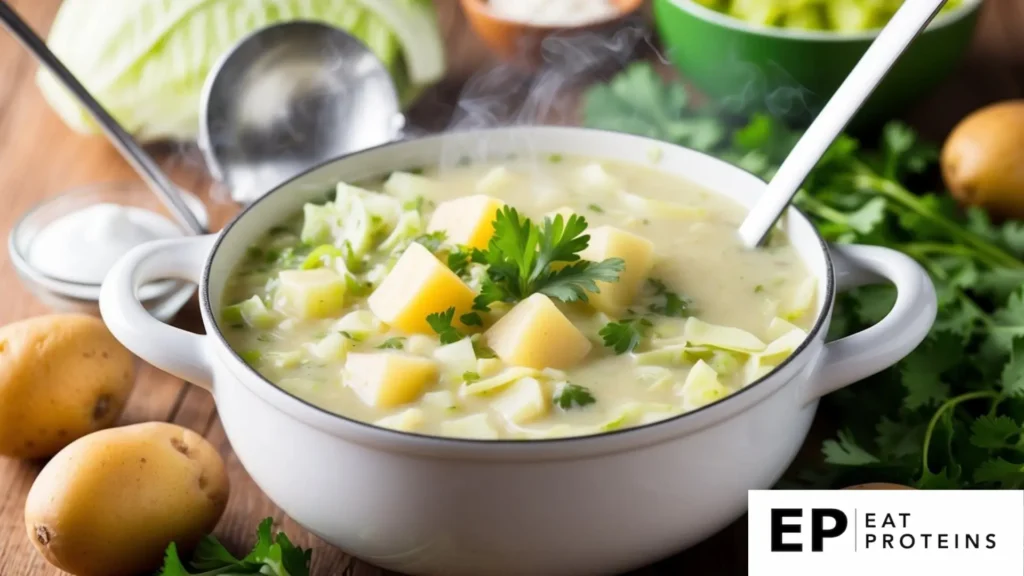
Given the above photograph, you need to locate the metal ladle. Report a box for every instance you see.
[199,21,405,205]
[738,0,947,247]
[0,1,207,236]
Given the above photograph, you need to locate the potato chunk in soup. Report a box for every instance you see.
[221,157,816,439]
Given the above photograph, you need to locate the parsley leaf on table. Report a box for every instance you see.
[969,415,1020,450]
[582,63,726,152]
[158,517,311,576]
[1001,337,1024,397]
[974,458,1024,489]
[822,430,880,466]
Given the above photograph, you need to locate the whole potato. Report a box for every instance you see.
[843,483,915,490]
[0,314,135,459]
[942,100,1024,220]
[25,422,230,576]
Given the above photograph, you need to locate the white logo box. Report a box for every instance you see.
[748,490,1024,575]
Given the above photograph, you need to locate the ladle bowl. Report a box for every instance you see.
[199,21,405,205]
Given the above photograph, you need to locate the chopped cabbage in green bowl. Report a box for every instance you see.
[692,0,964,32]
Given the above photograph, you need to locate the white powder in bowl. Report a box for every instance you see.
[488,0,621,26]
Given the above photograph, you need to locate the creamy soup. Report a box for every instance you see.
[221,157,816,439]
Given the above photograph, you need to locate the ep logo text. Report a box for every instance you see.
[770,508,847,552]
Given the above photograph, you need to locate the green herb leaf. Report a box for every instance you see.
[822,430,880,466]
[599,318,652,355]
[463,371,481,383]
[536,258,625,303]
[426,307,464,345]
[158,518,311,576]
[553,383,596,410]
[460,312,483,327]
[899,334,960,409]
[473,207,623,309]
[447,249,471,276]
[646,278,692,317]
[377,337,406,350]
[969,415,1020,450]
[973,458,1024,489]
[1002,336,1024,397]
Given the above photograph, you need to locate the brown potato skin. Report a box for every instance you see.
[942,100,1024,220]
[0,314,135,459]
[843,482,915,490]
[24,422,230,576]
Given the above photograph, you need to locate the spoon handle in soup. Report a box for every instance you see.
[0,1,207,236]
[737,0,947,248]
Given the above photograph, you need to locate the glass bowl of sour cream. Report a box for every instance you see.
[8,182,210,322]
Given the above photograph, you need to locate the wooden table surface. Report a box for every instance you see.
[2,1,1024,574]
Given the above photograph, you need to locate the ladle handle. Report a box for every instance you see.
[737,0,947,248]
[0,1,207,235]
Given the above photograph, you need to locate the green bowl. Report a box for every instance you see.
[652,0,982,130]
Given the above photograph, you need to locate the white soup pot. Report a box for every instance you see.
[100,127,936,576]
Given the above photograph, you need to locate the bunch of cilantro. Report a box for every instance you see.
[582,62,1024,489]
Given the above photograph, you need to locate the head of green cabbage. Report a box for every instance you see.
[37,0,445,143]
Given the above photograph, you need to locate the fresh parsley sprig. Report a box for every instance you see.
[599,318,653,355]
[646,278,691,318]
[554,383,597,410]
[159,517,311,576]
[426,307,465,345]
[471,207,624,311]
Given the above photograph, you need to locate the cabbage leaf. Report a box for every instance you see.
[38,0,445,141]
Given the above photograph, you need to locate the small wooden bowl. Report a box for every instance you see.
[460,0,645,66]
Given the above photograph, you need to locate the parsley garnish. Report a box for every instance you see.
[339,331,367,343]
[158,517,311,576]
[426,307,465,344]
[447,248,471,276]
[377,337,406,350]
[460,312,483,327]
[599,318,653,354]
[553,383,596,410]
[463,371,481,383]
[646,278,691,318]
[472,207,624,311]
[587,203,604,213]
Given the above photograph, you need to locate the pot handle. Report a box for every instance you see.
[805,244,936,403]
[100,234,217,391]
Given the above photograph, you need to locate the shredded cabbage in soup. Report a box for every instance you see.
[221,157,816,439]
